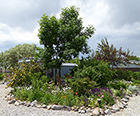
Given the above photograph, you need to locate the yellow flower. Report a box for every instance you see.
[10,67,13,70]
[20,74,22,76]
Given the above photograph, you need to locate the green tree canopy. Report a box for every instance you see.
[0,44,35,68]
[38,5,95,69]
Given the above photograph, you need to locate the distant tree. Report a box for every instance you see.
[38,5,95,69]
[93,38,134,68]
[0,44,35,69]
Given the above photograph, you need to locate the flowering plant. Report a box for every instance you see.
[91,87,115,106]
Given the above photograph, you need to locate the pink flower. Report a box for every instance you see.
[102,95,104,98]
[100,92,103,95]
[98,94,100,96]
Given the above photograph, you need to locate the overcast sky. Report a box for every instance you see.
[0,0,140,57]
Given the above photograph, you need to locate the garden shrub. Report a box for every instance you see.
[72,58,114,86]
[133,72,140,80]
[70,77,98,96]
[113,69,133,81]
[6,57,47,87]
[107,80,129,90]
[0,73,4,81]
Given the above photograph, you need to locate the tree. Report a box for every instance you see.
[38,6,95,69]
[93,38,134,68]
[0,44,36,69]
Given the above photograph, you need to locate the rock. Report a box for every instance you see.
[117,102,124,109]
[99,108,105,115]
[30,102,35,107]
[14,101,20,106]
[74,108,78,112]
[122,101,128,106]
[42,104,47,108]
[86,108,92,114]
[111,107,120,112]
[104,109,112,115]
[137,91,140,95]
[124,95,130,100]
[81,110,85,114]
[71,107,75,110]
[78,109,81,113]
[10,94,15,98]
[26,101,31,107]
[80,106,85,110]
[111,110,116,113]
[95,107,99,111]
[6,96,12,101]
[122,98,129,102]
[132,94,136,97]
[92,109,100,116]
[89,113,93,116]
[52,105,63,110]
[8,99,16,104]
[24,101,27,106]
[47,105,52,110]
[112,104,120,112]
[36,104,42,108]
[19,102,25,105]
[62,105,72,111]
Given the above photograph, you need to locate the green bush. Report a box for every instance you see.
[107,80,129,90]
[6,57,47,87]
[113,69,133,81]
[133,72,140,80]
[72,58,114,86]
[0,73,4,81]
[70,77,98,96]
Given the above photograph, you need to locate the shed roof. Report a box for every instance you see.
[61,63,78,67]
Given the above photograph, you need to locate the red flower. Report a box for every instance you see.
[69,76,72,78]
[75,92,78,95]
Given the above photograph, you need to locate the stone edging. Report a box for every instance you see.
[5,92,140,116]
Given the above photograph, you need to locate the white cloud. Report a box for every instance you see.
[0,23,39,50]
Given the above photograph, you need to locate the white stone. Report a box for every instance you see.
[81,110,85,114]
[14,101,20,106]
[42,104,47,108]
[36,104,42,108]
[52,105,63,110]
[30,102,35,107]
[10,94,15,98]
[19,102,25,105]
[86,108,92,113]
[47,105,52,110]
[8,99,16,104]
[111,107,120,112]
[122,98,129,102]
[124,95,130,100]
[92,109,100,116]
[104,109,112,115]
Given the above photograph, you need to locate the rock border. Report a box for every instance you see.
[5,92,140,116]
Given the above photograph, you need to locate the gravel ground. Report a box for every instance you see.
[106,95,140,116]
[1,81,140,116]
